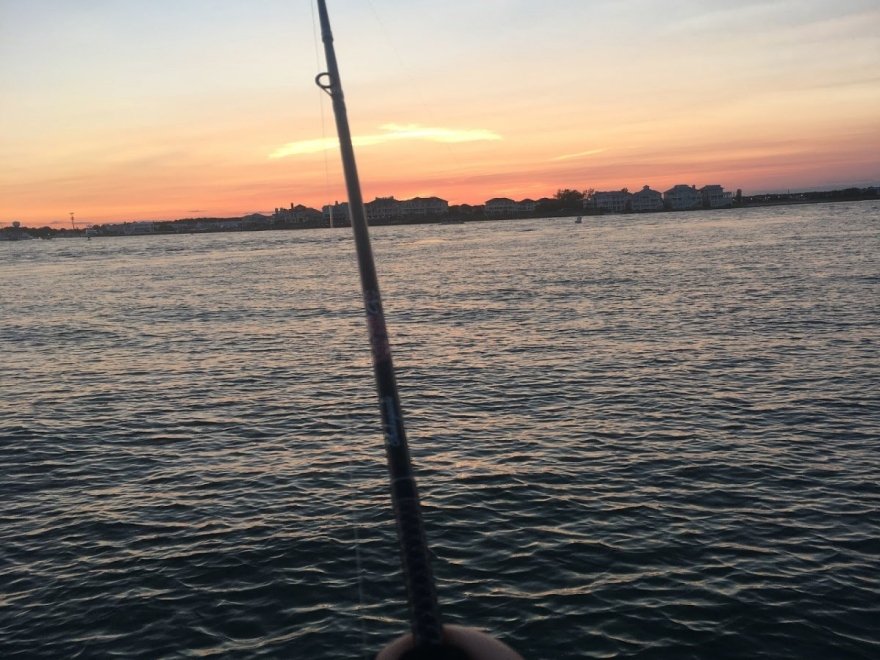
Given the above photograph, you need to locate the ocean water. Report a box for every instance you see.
[1,203,878,659]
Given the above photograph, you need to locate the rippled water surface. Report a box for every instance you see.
[2,203,879,659]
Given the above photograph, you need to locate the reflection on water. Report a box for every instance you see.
[1,203,879,659]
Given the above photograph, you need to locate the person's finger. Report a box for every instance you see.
[376,625,523,660]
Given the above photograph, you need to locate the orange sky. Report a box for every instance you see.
[2,0,878,227]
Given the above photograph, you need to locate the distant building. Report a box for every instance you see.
[591,190,631,213]
[700,185,734,208]
[365,197,403,221]
[630,186,664,212]
[401,196,448,217]
[361,196,450,221]
[484,197,518,218]
[275,203,323,224]
[518,199,537,214]
[664,185,701,210]
[322,202,350,225]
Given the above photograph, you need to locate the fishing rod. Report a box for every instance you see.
[314,1,455,655]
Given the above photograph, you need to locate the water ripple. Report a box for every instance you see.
[1,205,879,658]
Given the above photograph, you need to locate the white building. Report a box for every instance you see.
[518,199,537,214]
[401,196,448,216]
[591,190,631,213]
[365,197,402,221]
[484,197,518,218]
[664,185,701,210]
[630,186,664,212]
[700,185,734,208]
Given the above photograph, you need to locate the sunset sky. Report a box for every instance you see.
[2,0,878,226]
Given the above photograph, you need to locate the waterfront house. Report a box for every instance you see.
[591,190,632,213]
[275,203,323,224]
[630,186,664,212]
[484,197,518,218]
[365,196,403,222]
[323,202,350,225]
[700,185,734,208]
[664,185,701,210]
[518,199,537,214]
[401,196,449,217]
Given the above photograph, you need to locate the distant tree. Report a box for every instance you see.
[554,188,586,209]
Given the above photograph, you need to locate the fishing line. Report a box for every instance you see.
[311,6,369,657]
[343,412,370,660]
[311,0,337,216]
[315,0,445,648]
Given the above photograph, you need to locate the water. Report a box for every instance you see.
[1,203,878,659]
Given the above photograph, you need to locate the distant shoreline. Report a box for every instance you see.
[3,187,877,241]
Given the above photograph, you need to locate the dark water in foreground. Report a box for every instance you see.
[2,203,879,659]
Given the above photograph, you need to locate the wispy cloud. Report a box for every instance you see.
[269,123,501,159]
[270,137,339,158]
[551,148,606,162]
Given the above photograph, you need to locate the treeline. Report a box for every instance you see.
[743,186,879,205]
